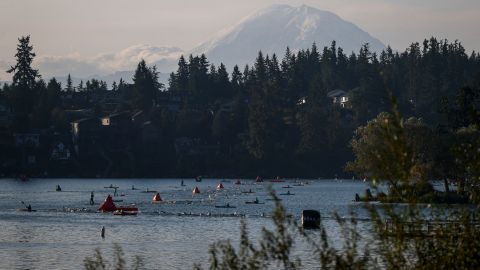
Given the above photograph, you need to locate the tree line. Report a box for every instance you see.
[1,36,479,178]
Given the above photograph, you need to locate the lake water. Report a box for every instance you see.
[0,178,370,269]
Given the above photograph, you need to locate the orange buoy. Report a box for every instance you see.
[217,183,224,189]
[153,192,162,202]
[192,186,200,194]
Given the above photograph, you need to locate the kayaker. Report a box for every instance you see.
[27,204,32,212]
[90,192,95,205]
[101,226,105,238]
[255,197,259,204]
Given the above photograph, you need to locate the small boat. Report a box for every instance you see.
[282,185,293,189]
[113,209,138,216]
[279,191,295,196]
[181,180,186,186]
[235,179,241,185]
[56,185,62,192]
[195,176,202,182]
[104,185,119,189]
[215,204,236,208]
[217,183,224,190]
[245,198,264,204]
[265,198,282,201]
[292,183,304,186]
[17,208,37,212]
[241,189,255,194]
[255,176,263,182]
[192,186,201,194]
[140,189,157,193]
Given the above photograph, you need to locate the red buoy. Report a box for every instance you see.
[192,186,200,194]
[217,183,224,189]
[153,192,162,202]
[98,195,117,212]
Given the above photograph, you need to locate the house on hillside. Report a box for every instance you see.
[51,142,71,161]
[14,133,40,148]
[327,89,351,108]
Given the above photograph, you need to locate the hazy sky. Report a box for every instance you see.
[0,0,479,78]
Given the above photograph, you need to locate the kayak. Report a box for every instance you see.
[116,206,138,212]
[245,201,265,204]
[113,210,138,216]
[17,209,37,212]
[215,205,236,208]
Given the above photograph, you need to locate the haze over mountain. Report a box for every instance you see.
[192,4,385,69]
[1,4,385,85]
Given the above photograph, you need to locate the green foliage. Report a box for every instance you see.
[452,126,480,203]
[84,244,143,270]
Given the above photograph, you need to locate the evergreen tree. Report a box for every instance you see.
[77,80,84,92]
[175,55,189,96]
[66,74,73,92]
[297,73,329,154]
[6,35,41,131]
[7,36,40,89]
[132,59,162,110]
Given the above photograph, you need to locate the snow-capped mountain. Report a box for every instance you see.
[1,4,386,85]
[191,4,385,69]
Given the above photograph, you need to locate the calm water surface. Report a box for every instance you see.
[0,178,369,269]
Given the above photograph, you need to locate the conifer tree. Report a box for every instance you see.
[133,59,161,110]
[7,35,41,131]
[66,74,73,92]
[7,36,40,90]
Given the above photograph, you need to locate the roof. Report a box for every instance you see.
[327,89,347,98]
[72,117,97,124]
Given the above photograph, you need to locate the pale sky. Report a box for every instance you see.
[0,0,479,79]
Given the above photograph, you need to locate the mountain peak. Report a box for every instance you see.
[192,4,385,68]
